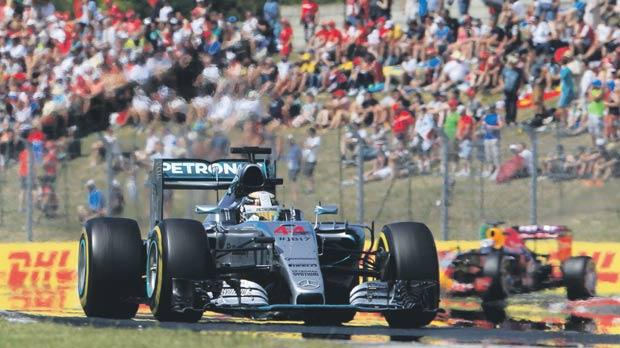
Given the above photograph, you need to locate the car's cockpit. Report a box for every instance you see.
[239,191,281,222]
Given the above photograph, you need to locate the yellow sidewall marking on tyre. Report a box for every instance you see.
[152,226,164,313]
[368,232,390,282]
[373,232,390,252]
[79,228,89,308]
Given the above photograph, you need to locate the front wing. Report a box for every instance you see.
[170,278,439,316]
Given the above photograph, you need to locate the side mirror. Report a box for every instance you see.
[314,204,338,216]
[195,205,220,214]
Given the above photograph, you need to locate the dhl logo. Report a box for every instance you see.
[579,250,618,283]
[7,250,74,289]
[0,245,78,311]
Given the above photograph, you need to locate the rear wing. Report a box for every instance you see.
[149,149,277,229]
[156,158,270,190]
[516,225,572,240]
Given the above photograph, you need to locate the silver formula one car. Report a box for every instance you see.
[78,147,439,328]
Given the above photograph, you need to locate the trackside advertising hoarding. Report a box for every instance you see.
[0,241,618,313]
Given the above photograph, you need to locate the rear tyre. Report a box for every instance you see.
[481,252,513,302]
[78,217,143,319]
[146,219,215,322]
[376,222,439,328]
[563,256,596,300]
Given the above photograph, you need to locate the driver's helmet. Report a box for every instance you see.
[480,225,505,250]
[240,191,280,222]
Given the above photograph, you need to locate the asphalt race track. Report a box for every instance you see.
[2,293,620,346]
[1,310,619,346]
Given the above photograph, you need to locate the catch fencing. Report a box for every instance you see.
[296,124,618,242]
[0,122,617,243]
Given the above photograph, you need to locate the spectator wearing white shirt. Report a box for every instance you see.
[510,0,526,21]
[145,129,161,156]
[34,1,55,19]
[431,50,468,92]
[580,61,600,109]
[302,127,321,193]
[200,63,220,84]
[535,0,558,22]
[276,58,291,81]
[162,128,177,158]
[242,11,259,37]
[130,89,153,127]
[14,96,33,131]
[158,2,174,23]
[292,92,320,128]
[209,94,234,122]
[584,0,603,28]
[531,18,551,54]
[516,143,534,176]
[9,38,27,59]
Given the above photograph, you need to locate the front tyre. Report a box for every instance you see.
[376,222,439,328]
[78,217,143,319]
[563,256,596,300]
[147,219,215,322]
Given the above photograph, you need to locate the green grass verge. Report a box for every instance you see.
[0,98,618,243]
[0,317,344,348]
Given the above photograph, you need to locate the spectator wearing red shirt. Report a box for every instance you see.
[42,141,59,184]
[392,107,414,140]
[279,18,293,58]
[301,0,318,43]
[327,21,342,44]
[456,107,475,176]
[312,21,329,49]
[325,20,343,59]
[27,126,46,164]
[354,21,368,46]
[368,54,385,84]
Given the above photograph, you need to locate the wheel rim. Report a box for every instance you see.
[77,238,87,296]
[376,235,393,280]
[146,239,158,298]
[584,260,597,295]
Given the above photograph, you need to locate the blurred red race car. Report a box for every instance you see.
[444,222,596,301]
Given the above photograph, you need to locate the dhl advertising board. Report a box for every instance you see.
[0,241,619,313]
[0,242,80,313]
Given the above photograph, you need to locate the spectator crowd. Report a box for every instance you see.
[0,0,618,221]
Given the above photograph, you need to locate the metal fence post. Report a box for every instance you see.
[0,145,5,226]
[185,135,194,218]
[25,141,34,241]
[61,152,69,223]
[338,125,344,219]
[439,130,449,240]
[356,140,364,224]
[554,129,564,216]
[407,165,413,221]
[128,156,140,225]
[526,127,538,225]
[478,160,485,221]
[0,162,4,226]
[105,138,113,215]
